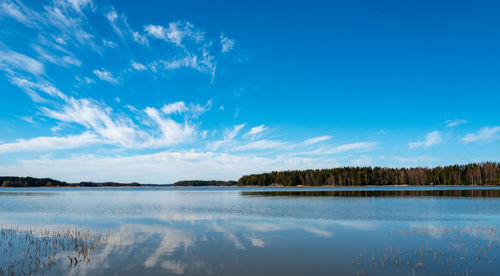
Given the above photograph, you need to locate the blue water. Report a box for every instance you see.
[1,186,500,275]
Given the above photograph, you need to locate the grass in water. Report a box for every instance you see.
[0,225,118,275]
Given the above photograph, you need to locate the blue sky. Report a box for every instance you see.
[0,0,499,183]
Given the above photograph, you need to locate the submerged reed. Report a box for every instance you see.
[0,225,117,275]
[353,225,500,275]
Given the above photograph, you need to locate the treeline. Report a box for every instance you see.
[173,180,237,187]
[0,177,141,188]
[237,162,500,186]
[1,177,67,187]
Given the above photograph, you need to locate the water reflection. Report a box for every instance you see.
[355,225,500,275]
[0,226,117,275]
[1,188,500,275]
[241,189,500,198]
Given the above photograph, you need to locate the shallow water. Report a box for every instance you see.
[1,186,500,275]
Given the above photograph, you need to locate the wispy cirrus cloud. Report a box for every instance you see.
[445,119,467,127]
[233,139,289,151]
[0,1,31,25]
[93,68,119,84]
[247,125,268,136]
[461,126,500,143]
[220,33,235,53]
[131,61,147,71]
[0,132,100,154]
[409,131,441,149]
[207,123,246,150]
[0,49,44,75]
[303,135,332,146]
[326,142,377,154]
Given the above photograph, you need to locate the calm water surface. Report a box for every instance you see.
[1,186,500,275]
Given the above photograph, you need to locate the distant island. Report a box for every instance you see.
[1,162,499,187]
[0,176,145,188]
[173,180,237,187]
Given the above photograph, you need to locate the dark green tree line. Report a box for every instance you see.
[238,162,500,186]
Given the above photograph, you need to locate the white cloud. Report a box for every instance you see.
[144,22,205,47]
[102,39,117,48]
[160,100,211,118]
[143,107,195,147]
[228,124,246,140]
[247,125,268,136]
[106,10,117,22]
[220,33,235,53]
[93,69,119,84]
[461,126,500,143]
[1,0,99,52]
[446,119,467,127]
[0,49,44,75]
[161,101,187,115]
[158,54,214,73]
[0,132,100,154]
[131,61,147,71]
[66,0,92,13]
[327,142,377,154]
[8,77,67,101]
[0,1,30,24]
[42,97,140,148]
[189,100,212,118]
[20,116,35,124]
[207,123,246,150]
[303,135,331,145]
[43,1,97,49]
[408,131,441,149]
[132,31,148,45]
[233,140,288,151]
[144,24,166,40]
[33,45,81,67]
[165,23,183,46]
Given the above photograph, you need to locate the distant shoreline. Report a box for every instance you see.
[2,162,499,188]
[2,184,500,189]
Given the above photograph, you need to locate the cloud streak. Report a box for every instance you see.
[446,119,467,127]
[93,69,119,84]
[409,131,441,149]
[462,126,500,143]
[0,132,100,154]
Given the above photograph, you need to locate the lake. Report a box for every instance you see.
[1,186,500,275]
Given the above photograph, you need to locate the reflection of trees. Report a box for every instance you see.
[242,189,500,198]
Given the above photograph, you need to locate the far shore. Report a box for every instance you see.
[2,184,499,188]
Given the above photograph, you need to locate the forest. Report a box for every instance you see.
[0,177,141,188]
[237,162,500,186]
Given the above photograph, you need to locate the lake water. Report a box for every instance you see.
[2,186,500,275]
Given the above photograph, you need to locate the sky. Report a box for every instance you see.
[0,0,499,183]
